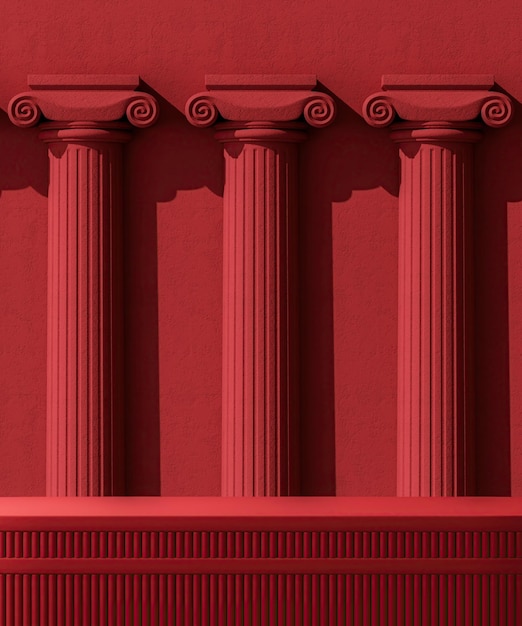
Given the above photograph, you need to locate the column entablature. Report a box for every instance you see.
[185,74,336,128]
[362,74,512,128]
[8,75,158,128]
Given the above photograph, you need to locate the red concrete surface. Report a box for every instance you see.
[0,0,521,501]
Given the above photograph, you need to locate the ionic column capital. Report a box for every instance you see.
[8,74,159,129]
[185,74,336,129]
[362,74,513,129]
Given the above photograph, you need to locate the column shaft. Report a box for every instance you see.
[395,131,476,496]
[45,135,125,496]
[221,134,301,496]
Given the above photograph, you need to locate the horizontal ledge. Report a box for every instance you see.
[0,498,521,531]
[381,74,495,90]
[27,75,140,90]
[0,557,520,575]
[205,74,317,90]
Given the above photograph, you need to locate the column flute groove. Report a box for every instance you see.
[363,75,512,495]
[186,75,335,495]
[9,75,158,495]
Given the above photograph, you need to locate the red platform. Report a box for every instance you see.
[0,497,520,624]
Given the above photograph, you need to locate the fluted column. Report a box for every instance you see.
[363,75,512,496]
[218,123,303,496]
[394,124,478,496]
[43,125,127,497]
[186,76,335,495]
[9,76,158,495]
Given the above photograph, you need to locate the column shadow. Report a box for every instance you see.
[298,87,399,495]
[123,83,223,495]
[0,113,48,495]
[472,88,522,496]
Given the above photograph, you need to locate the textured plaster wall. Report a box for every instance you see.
[0,0,521,496]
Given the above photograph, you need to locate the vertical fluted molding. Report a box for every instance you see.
[42,126,130,496]
[393,126,480,496]
[217,125,305,496]
[0,525,520,624]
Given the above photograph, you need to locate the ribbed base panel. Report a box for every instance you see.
[0,498,520,625]
[0,572,519,625]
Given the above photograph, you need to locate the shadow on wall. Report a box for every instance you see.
[0,112,48,496]
[0,114,48,196]
[123,82,224,495]
[472,84,522,496]
[299,87,400,496]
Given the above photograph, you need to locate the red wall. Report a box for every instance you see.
[0,0,520,497]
